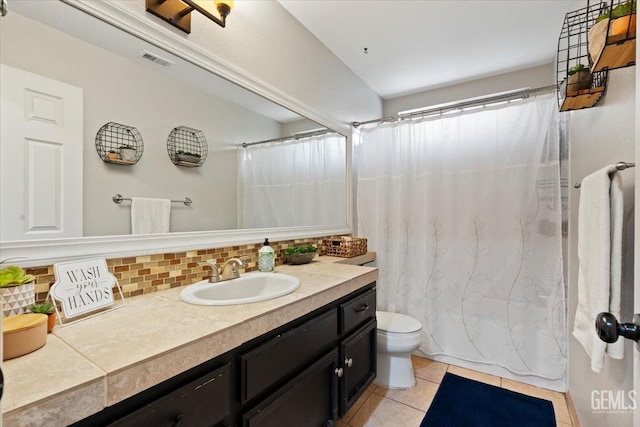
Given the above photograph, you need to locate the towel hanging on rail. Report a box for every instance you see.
[572,166,624,373]
[131,198,171,235]
[574,161,635,188]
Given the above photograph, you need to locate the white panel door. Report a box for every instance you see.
[1,64,83,241]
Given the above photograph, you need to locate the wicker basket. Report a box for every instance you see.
[324,237,367,258]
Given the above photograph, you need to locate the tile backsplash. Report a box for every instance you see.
[28,235,346,303]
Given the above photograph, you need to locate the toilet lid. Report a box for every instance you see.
[376,311,422,333]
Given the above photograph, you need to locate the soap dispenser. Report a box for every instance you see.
[258,238,275,272]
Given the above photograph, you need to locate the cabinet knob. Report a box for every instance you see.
[334,367,344,378]
[345,357,353,368]
[595,312,640,343]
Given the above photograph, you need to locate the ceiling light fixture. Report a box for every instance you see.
[145,0,234,34]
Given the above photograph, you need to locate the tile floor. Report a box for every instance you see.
[338,355,575,427]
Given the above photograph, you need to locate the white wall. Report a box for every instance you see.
[567,66,636,427]
[113,0,383,129]
[0,12,282,236]
[384,63,555,116]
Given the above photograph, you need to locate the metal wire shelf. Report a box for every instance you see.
[95,122,144,165]
[557,3,609,111]
[166,126,208,168]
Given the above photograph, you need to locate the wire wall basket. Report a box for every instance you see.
[95,122,144,165]
[587,0,636,72]
[557,3,609,111]
[167,126,208,168]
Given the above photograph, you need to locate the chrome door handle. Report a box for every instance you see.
[595,312,640,343]
[345,357,353,368]
[334,367,344,378]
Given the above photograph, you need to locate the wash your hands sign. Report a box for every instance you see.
[51,257,117,319]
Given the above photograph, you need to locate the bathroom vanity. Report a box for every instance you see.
[1,255,377,427]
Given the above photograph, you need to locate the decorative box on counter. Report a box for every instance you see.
[323,237,367,258]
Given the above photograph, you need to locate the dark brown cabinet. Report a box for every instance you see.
[242,349,340,427]
[242,285,377,425]
[109,363,231,427]
[339,319,376,416]
[73,283,376,427]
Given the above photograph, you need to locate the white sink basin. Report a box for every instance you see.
[180,272,300,306]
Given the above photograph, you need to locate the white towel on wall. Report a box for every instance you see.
[572,167,624,373]
[131,197,171,234]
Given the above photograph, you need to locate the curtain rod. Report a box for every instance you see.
[352,84,558,128]
[241,129,338,148]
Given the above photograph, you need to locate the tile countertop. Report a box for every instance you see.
[1,253,377,427]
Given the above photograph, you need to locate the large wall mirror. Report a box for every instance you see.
[0,0,350,265]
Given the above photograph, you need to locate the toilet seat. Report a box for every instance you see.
[376,311,422,334]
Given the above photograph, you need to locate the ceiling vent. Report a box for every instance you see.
[139,51,174,67]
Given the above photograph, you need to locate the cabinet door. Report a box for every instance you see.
[339,319,377,417]
[242,349,339,427]
[109,363,231,427]
[240,309,337,404]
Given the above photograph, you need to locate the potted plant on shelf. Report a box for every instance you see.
[284,245,317,265]
[566,64,592,93]
[176,150,202,163]
[0,264,36,318]
[119,145,137,162]
[29,302,57,333]
[595,0,636,37]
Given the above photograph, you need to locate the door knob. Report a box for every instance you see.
[595,312,640,343]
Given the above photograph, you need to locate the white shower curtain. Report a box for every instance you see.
[238,133,346,228]
[357,93,566,386]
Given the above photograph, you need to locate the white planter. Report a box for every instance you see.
[119,148,137,162]
[1,283,36,317]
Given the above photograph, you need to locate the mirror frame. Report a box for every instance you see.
[0,0,352,267]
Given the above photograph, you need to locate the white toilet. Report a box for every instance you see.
[375,311,423,389]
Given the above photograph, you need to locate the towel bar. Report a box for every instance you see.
[112,193,192,206]
[574,161,635,188]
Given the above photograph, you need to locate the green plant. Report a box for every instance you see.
[596,0,637,22]
[568,63,588,75]
[119,145,135,150]
[109,149,116,154]
[285,245,317,255]
[177,150,201,158]
[29,302,55,314]
[0,265,35,288]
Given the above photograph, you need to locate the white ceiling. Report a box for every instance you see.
[279,0,576,99]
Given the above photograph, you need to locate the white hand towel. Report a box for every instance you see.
[131,197,171,235]
[572,167,624,373]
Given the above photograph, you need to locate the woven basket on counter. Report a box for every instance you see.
[323,237,367,258]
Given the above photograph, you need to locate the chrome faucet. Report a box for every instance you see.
[220,257,247,281]
[198,260,221,283]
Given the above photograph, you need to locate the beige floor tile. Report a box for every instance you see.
[348,393,426,427]
[374,377,440,412]
[446,364,501,386]
[501,378,572,425]
[411,355,448,384]
[341,381,379,424]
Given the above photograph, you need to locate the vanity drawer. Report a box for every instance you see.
[240,309,338,404]
[340,288,376,336]
[109,363,231,427]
